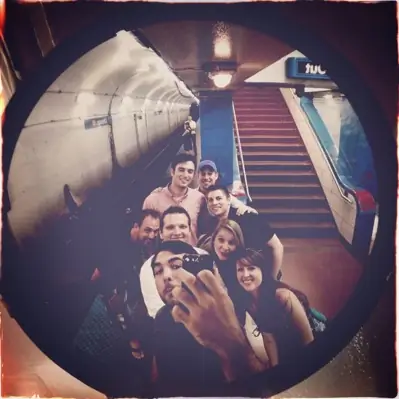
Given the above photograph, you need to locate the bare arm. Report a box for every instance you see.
[262,333,279,367]
[276,288,314,345]
[266,234,284,279]
[230,196,258,216]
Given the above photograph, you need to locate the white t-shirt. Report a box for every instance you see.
[140,247,208,318]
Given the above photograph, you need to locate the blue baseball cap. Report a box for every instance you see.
[198,160,218,172]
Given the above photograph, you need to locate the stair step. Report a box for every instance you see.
[270,221,336,228]
[239,135,301,143]
[236,126,297,131]
[234,101,287,107]
[258,207,330,214]
[238,142,304,147]
[251,194,325,200]
[234,98,283,102]
[234,108,288,112]
[246,177,319,184]
[239,143,306,151]
[237,120,295,125]
[269,222,338,238]
[235,115,294,122]
[251,197,328,208]
[239,126,297,132]
[244,170,316,176]
[249,182,320,188]
[235,110,291,116]
[243,171,318,184]
[237,131,300,137]
[242,151,308,157]
[272,229,339,239]
[246,176,319,184]
[241,162,313,172]
[248,183,323,195]
[239,160,311,166]
[257,211,334,224]
[243,153,309,162]
[280,238,342,246]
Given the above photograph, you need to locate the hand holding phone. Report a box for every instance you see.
[182,254,214,276]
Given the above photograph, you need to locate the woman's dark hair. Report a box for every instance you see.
[224,248,311,331]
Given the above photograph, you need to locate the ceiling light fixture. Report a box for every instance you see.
[203,60,238,89]
[209,72,233,89]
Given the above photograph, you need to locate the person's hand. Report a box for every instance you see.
[171,268,267,381]
[235,204,258,216]
[171,268,245,358]
[213,264,228,293]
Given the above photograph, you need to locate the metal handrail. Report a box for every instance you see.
[232,101,252,202]
[286,88,353,205]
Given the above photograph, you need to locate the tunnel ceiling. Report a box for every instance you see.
[140,21,294,92]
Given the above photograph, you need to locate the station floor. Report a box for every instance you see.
[2,236,395,398]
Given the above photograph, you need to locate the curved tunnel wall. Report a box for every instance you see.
[6,30,197,245]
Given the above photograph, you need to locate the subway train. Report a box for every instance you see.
[1,4,396,398]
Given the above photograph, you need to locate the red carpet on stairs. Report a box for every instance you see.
[233,85,338,239]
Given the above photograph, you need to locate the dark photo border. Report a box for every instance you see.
[1,2,397,397]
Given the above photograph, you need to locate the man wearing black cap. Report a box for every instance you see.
[150,240,267,396]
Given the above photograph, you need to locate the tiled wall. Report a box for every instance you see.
[280,88,357,244]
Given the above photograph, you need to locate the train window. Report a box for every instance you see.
[1,4,395,399]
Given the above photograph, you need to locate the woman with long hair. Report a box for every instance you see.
[197,219,246,292]
[232,248,315,366]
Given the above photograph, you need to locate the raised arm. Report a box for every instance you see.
[171,268,268,382]
[266,234,284,280]
[230,196,258,216]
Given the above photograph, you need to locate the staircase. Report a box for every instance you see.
[233,86,338,239]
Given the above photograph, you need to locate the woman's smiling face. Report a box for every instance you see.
[213,227,237,261]
[236,259,263,293]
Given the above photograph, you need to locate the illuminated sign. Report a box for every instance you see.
[286,57,331,80]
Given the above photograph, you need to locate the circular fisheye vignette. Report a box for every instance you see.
[1,4,395,398]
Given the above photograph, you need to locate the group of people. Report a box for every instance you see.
[78,152,324,396]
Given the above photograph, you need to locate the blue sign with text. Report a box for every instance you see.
[286,57,331,80]
[84,115,112,130]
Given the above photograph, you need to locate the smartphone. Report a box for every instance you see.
[182,254,214,275]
